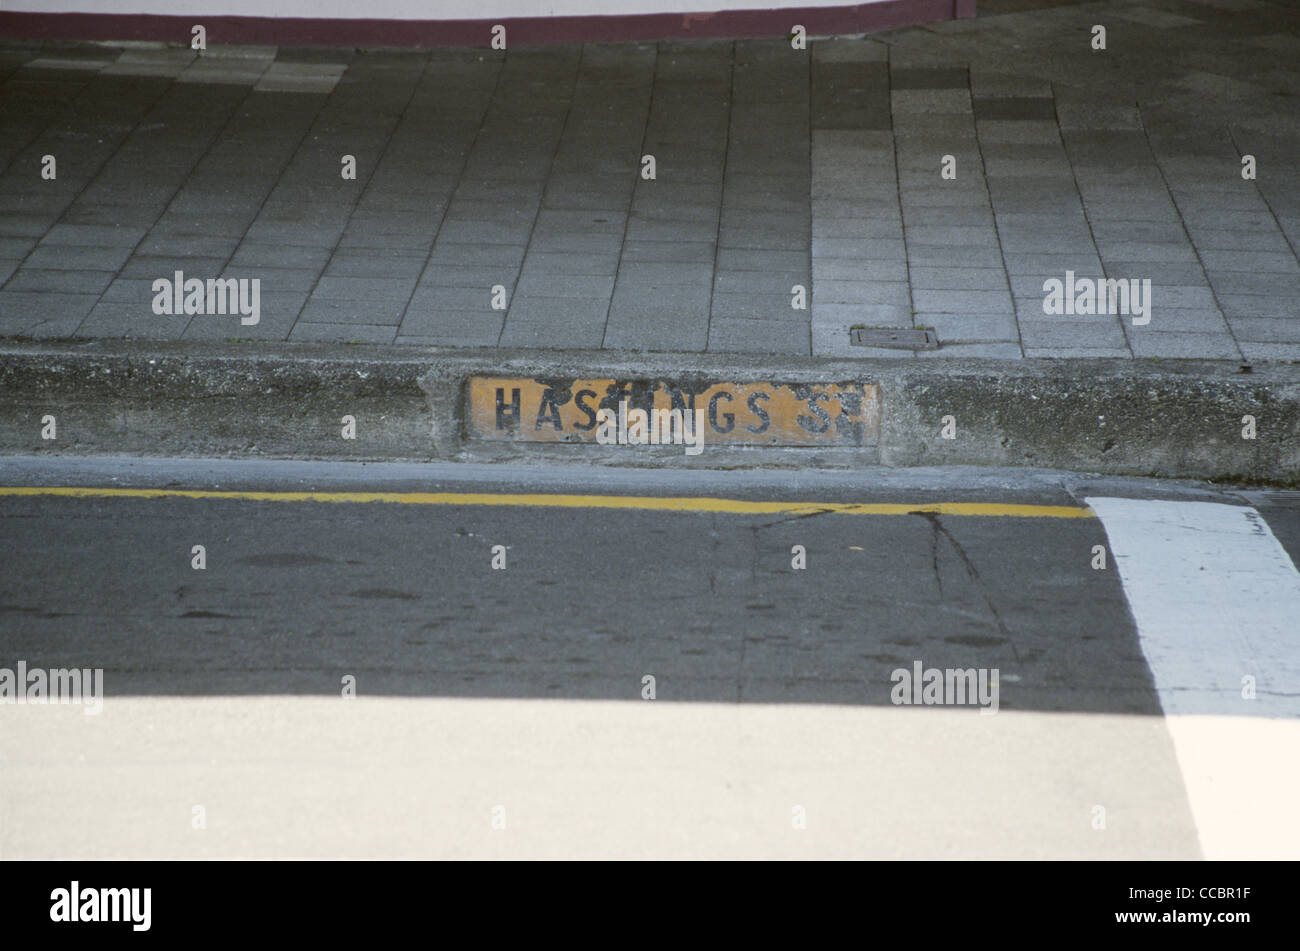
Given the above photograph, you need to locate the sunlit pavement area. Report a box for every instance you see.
[0,0,1297,358]
[1,458,1297,859]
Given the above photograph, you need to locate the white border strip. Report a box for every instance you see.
[1088,497,1300,859]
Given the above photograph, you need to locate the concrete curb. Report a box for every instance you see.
[2,338,1297,484]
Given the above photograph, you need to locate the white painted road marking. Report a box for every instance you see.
[1088,498,1300,859]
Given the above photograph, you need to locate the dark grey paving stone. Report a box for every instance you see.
[603,304,710,351]
[514,273,616,298]
[312,275,417,301]
[120,256,229,281]
[889,67,969,90]
[1218,296,1296,319]
[625,217,719,244]
[504,295,608,326]
[243,221,344,246]
[183,307,300,341]
[101,277,165,303]
[75,300,186,339]
[498,318,602,349]
[0,290,98,331]
[39,223,146,247]
[973,97,1057,121]
[518,252,621,277]
[711,291,807,321]
[274,47,356,64]
[714,271,807,295]
[408,284,499,314]
[337,231,435,252]
[323,249,427,279]
[0,236,38,258]
[610,281,711,313]
[140,235,242,258]
[428,243,527,268]
[299,296,406,326]
[621,241,717,265]
[419,265,509,288]
[615,262,715,285]
[713,248,805,271]
[289,321,398,344]
[3,268,113,294]
[229,243,332,270]
[708,317,809,355]
[23,244,132,271]
[217,266,320,292]
[1227,317,1300,342]
[397,306,505,341]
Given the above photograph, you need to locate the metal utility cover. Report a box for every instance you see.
[850,328,940,350]
[466,377,881,447]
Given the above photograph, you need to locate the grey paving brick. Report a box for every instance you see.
[0,291,99,333]
[299,297,406,326]
[710,292,805,321]
[289,322,398,344]
[912,289,1013,315]
[505,295,609,330]
[812,237,906,262]
[1199,250,1300,273]
[420,265,509,288]
[312,276,417,301]
[323,250,427,279]
[23,244,133,271]
[407,285,499,315]
[184,306,299,341]
[615,262,715,286]
[518,252,621,277]
[1128,332,1242,360]
[1138,309,1230,334]
[890,67,968,90]
[428,243,527,269]
[1209,273,1300,297]
[713,271,808,295]
[75,301,185,339]
[918,313,1018,342]
[814,280,910,307]
[1019,319,1129,350]
[708,318,809,355]
[397,309,504,341]
[603,306,709,352]
[909,267,1008,291]
[224,243,333,271]
[812,259,906,282]
[918,342,1023,359]
[514,273,616,299]
[1225,317,1300,342]
[1238,342,1300,361]
[610,282,710,314]
[1217,295,1296,319]
[625,242,718,265]
[101,278,163,303]
[3,268,113,295]
[39,224,147,247]
[1023,347,1132,359]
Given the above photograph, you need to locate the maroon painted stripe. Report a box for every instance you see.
[0,1,969,47]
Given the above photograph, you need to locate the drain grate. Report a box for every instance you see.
[850,327,940,350]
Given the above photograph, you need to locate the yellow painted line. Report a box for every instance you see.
[0,486,1094,518]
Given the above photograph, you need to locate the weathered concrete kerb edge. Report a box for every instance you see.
[2,340,1298,484]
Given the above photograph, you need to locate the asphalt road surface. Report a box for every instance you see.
[1,457,1297,859]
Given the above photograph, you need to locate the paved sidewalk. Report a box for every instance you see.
[0,0,1297,360]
